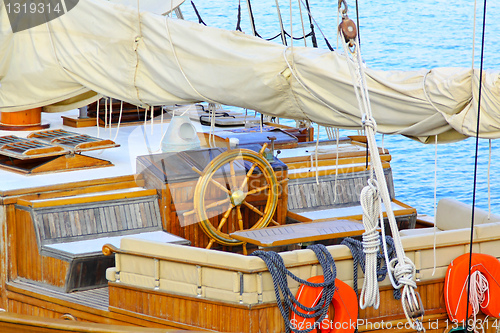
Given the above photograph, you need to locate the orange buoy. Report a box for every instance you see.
[291,275,358,333]
[0,108,49,131]
[444,253,500,324]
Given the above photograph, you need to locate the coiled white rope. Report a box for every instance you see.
[340,27,423,330]
[470,270,489,333]
[453,270,489,333]
[359,179,381,309]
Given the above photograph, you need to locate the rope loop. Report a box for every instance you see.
[362,114,377,132]
[389,257,417,289]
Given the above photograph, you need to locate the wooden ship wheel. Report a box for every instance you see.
[185,144,280,252]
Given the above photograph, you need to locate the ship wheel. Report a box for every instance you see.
[185,144,279,252]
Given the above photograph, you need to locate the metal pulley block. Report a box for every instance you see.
[339,17,357,45]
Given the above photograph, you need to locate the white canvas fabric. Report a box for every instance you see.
[1,0,499,142]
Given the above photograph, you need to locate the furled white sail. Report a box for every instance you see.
[1,0,499,141]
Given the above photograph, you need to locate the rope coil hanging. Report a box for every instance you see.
[337,2,424,330]
[252,244,337,333]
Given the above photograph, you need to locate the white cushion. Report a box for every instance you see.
[436,198,500,230]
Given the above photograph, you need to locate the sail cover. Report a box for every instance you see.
[1,0,500,141]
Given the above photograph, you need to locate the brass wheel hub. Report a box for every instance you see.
[230,189,246,206]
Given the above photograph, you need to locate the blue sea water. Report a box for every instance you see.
[180,0,500,216]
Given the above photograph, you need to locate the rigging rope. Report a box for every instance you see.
[253,244,337,333]
[236,0,242,31]
[432,135,438,276]
[96,99,100,137]
[304,0,317,47]
[246,0,261,37]
[190,1,207,26]
[465,0,488,329]
[274,0,287,45]
[297,0,307,47]
[338,6,423,329]
[113,100,124,142]
[488,139,492,218]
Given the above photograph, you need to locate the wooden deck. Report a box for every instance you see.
[8,279,109,311]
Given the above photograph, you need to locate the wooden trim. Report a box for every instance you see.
[286,155,391,170]
[288,162,390,180]
[14,180,143,203]
[1,175,140,199]
[17,189,157,208]
[0,312,179,333]
[279,148,389,164]
[286,210,313,222]
[416,215,435,228]
[108,306,216,331]
[7,205,17,282]
[308,199,417,224]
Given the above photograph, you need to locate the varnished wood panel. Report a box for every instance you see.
[109,284,286,333]
[13,208,69,288]
[108,278,450,333]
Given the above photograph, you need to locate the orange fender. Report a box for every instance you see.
[444,253,500,323]
[291,275,358,333]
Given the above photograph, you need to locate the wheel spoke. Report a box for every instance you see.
[205,197,231,211]
[246,184,270,196]
[192,166,231,195]
[230,160,238,190]
[183,210,195,217]
[242,201,264,216]
[259,143,268,155]
[270,218,280,226]
[240,162,258,190]
[236,206,244,231]
[206,239,215,249]
[217,205,234,231]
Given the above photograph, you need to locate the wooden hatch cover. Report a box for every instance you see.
[0,129,120,174]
